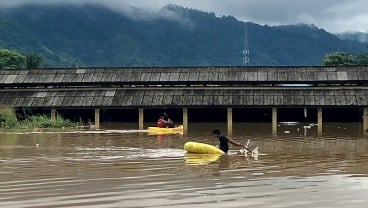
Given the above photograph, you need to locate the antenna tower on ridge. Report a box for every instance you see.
[242,23,250,66]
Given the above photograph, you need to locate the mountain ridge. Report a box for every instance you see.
[337,32,368,44]
[0,4,366,67]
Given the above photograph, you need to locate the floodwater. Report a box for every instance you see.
[0,122,368,208]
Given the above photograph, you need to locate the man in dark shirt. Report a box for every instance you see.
[212,129,243,153]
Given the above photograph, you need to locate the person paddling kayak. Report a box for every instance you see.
[157,115,174,128]
[212,129,243,153]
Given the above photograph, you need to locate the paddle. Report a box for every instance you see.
[243,146,253,153]
[163,112,174,127]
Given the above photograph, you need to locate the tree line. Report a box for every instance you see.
[323,52,368,66]
[0,48,43,69]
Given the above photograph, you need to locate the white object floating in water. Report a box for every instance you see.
[284,131,290,134]
[279,122,299,126]
[36,144,40,147]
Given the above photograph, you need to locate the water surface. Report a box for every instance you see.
[0,122,367,208]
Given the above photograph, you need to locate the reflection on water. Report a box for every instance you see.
[1,122,368,208]
[184,153,222,165]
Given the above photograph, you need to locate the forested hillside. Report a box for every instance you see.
[0,4,366,67]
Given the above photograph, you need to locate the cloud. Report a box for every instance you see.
[0,0,367,32]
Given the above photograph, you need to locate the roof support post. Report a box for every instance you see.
[272,108,277,136]
[363,108,368,135]
[183,108,188,134]
[318,108,323,137]
[51,109,56,122]
[139,108,144,130]
[95,109,100,129]
[227,108,233,137]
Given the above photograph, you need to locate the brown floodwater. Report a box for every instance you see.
[1,122,368,208]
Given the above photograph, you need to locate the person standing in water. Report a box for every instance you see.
[212,129,243,153]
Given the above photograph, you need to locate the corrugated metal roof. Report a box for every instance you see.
[1,66,368,87]
[1,66,368,108]
[0,88,366,108]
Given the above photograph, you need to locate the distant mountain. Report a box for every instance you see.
[337,32,368,44]
[0,4,366,67]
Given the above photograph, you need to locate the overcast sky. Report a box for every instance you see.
[1,0,367,33]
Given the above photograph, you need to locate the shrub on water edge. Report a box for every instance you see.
[23,115,76,129]
[0,107,19,128]
[1,107,78,130]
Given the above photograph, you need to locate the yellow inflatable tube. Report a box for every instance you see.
[184,142,225,155]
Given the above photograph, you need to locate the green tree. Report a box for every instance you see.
[355,53,368,66]
[323,52,355,66]
[26,53,43,69]
[0,48,25,69]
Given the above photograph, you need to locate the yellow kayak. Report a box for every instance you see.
[147,125,183,135]
[184,142,225,155]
